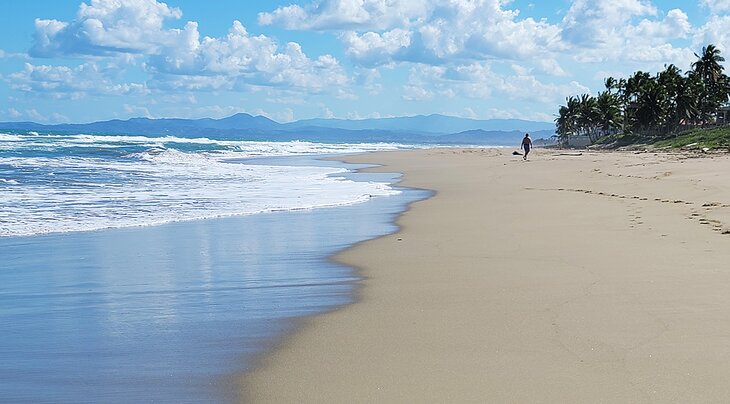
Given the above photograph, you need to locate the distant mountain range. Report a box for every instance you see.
[284,114,554,134]
[0,113,555,146]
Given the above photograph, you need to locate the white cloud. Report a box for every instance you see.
[454,5,565,60]
[0,49,30,60]
[3,108,68,123]
[485,107,553,122]
[701,0,730,14]
[511,64,531,76]
[561,0,657,45]
[264,0,566,67]
[561,2,695,66]
[13,0,729,122]
[264,91,308,105]
[260,0,704,76]
[26,109,46,122]
[625,9,692,39]
[443,107,478,119]
[355,67,380,84]
[146,20,349,92]
[341,29,412,66]
[485,108,517,119]
[409,62,589,105]
[31,0,183,57]
[123,104,152,117]
[693,15,730,54]
[24,0,351,95]
[354,67,383,94]
[258,0,430,31]
[335,88,358,100]
[401,84,433,101]
[146,74,232,92]
[530,111,556,123]
[50,112,70,122]
[344,110,384,120]
[536,58,568,76]
[7,62,147,99]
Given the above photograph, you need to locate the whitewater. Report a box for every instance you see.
[0,131,406,237]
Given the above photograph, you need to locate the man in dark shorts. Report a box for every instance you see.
[521,133,532,160]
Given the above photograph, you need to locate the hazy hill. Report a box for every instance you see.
[0,113,279,133]
[285,114,553,134]
[0,113,555,145]
[197,113,280,130]
[439,129,555,144]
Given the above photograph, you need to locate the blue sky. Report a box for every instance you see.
[1,0,729,124]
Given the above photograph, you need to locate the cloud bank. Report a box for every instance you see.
[5,0,730,122]
[19,0,349,100]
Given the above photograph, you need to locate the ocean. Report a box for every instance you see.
[0,131,429,402]
[0,132,409,237]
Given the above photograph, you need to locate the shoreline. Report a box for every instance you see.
[239,147,730,402]
[229,156,431,391]
[0,154,423,403]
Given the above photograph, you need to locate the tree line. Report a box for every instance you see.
[555,44,730,144]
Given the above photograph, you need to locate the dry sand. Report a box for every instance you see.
[240,148,730,403]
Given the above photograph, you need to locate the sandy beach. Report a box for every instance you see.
[240,148,730,403]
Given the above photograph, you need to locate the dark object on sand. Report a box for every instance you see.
[512,150,523,156]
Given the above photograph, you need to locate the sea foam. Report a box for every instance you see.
[0,132,407,237]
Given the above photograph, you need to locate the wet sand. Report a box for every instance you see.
[240,148,730,402]
[0,162,423,402]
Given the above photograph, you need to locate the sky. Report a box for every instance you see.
[1,0,729,124]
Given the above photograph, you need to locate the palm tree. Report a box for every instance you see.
[555,105,571,144]
[658,65,682,98]
[604,77,617,93]
[657,64,684,131]
[633,79,668,135]
[674,74,701,128]
[555,96,579,145]
[595,91,621,137]
[692,44,725,85]
[554,44,730,141]
[691,44,729,123]
[624,71,652,104]
[576,94,600,141]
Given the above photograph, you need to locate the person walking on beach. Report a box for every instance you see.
[521,133,532,160]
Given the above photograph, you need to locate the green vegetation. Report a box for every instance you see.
[555,44,730,150]
[653,126,730,149]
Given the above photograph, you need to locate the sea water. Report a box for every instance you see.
[0,131,429,402]
[0,132,406,237]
